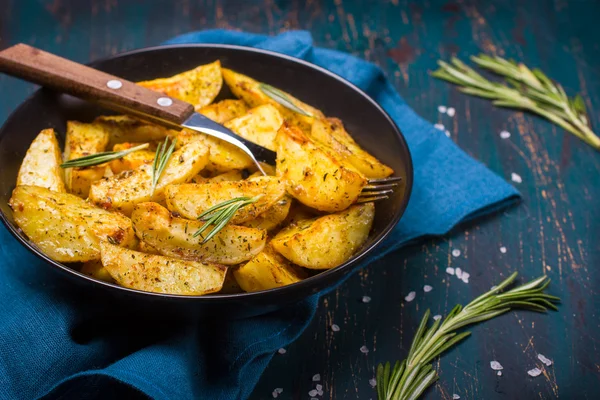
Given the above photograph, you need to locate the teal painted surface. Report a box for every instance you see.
[0,0,598,398]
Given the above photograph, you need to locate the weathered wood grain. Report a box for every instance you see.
[0,0,598,399]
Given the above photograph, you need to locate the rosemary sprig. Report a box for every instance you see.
[60,143,149,169]
[150,137,177,196]
[192,195,262,244]
[259,83,313,117]
[431,55,600,150]
[376,272,560,400]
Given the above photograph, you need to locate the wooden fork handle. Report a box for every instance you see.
[0,43,194,124]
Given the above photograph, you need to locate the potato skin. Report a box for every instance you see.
[89,139,209,215]
[276,123,367,212]
[100,241,226,295]
[199,99,248,123]
[131,202,267,265]
[137,60,222,110]
[310,118,394,179]
[16,128,65,193]
[165,176,286,224]
[9,186,137,262]
[223,104,283,151]
[271,203,375,269]
[234,245,306,292]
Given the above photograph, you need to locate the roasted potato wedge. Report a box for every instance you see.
[89,139,209,215]
[109,142,157,174]
[63,121,110,197]
[132,202,266,265]
[276,123,367,212]
[100,241,226,295]
[199,99,248,123]
[16,128,65,193]
[165,176,286,224]
[94,115,171,148]
[223,104,283,151]
[271,203,374,269]
[9,186,137,262]
[137,61,222,110]
[310,118,393,179]
[220,268,243,294]
[80,260,115,283]
[234,245,306,292]
[242,195,292,232]
[222,68,324,132]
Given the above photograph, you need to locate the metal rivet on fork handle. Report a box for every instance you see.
[157,97,173,107]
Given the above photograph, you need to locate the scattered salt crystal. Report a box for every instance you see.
[277,348,286,354]
[331,324,340,332]
[511,173,522,183]
[362,296,371,303]
[317,390,324,396]
[360,345,370,354]
[500,130,511,139]
[423,285,433,293]
[274,388,283,394]
[461,272,470,283]
[433,314,442,321]
[446,267,455,275]
[272,391,278,398]
[528,367,542,377]
[497,371,502,376]
[538,354,553,366]
[316,384,323,391]
[369,378,377,387]
[500,246,507,254]
[445,130,451,137]
[309,389,318,397]
[491,285,498,290]
[404,291,416,302]
[312,373,321,382]
[434,123,445,131]
[455,268,463,279]
[438,105,447,113]
[490,361,504,370]
[453,395,460,400]
[452,249,461,257]
[447,107,456,117]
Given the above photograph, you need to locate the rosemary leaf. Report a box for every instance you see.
[259,83,313,117]
[150,137,176,196]
[60,143,149,169]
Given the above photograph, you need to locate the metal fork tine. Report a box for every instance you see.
[358,189,394,198]
[356,195,389,204]
[368,176,402,184]
[363,183,398,190]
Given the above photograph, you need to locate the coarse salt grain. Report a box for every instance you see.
[423,285,433,293]
[538,354,553,366]
[438,105,447,113]
[500,246,507,253]
[528,367,542,377]
[360,345,369,354]
[317,390,324,396]
[447,107,456,117]
[497,371,502,376]
[277,348,286,354]
[452,249,461,257]
[461,272,470,283]
[434,123,445,131]
[445,130,451,137]
[453,395,460,399]
[405,291,416,302]
[511,173,522,183]
[331,324,340,332]
[446,267,455,275]
[362,296,371,303]
[433,314,442,321]
[455,268,463,279]
[369,378,377,387]
[275,388,283,394]
[491,285,497,290]
[312,374,321,382]
[272,391,278,398]
[490,361,504,370]
[500,130,511,139]
[309,389,318,397]
[316,384,323,391]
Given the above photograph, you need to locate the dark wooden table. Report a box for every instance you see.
[1,1,598,399]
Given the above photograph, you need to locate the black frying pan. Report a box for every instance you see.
[0,45,413,318]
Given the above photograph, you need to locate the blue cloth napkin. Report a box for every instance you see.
[0,30,519,400]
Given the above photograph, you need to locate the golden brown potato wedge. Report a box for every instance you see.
[16,128,65,193]
[165,176,286,224]
[222,68,324,132]
[310,118,393,179]
[131,202,266,265]
[63,121,110,197]
[9,186,137,262]
[94,115,172,148]
[223,104,283,151]
[89,139,209,215]
[242,195,292,232]
[137,61,222,110]
[199,99,248,123]
[276,123,367,212]
[109,142,157,174]
[234,245,306,292]
[271,203,374,269]
[100,241,226,295]
[80,260,115,283]
[220,268,243,294]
